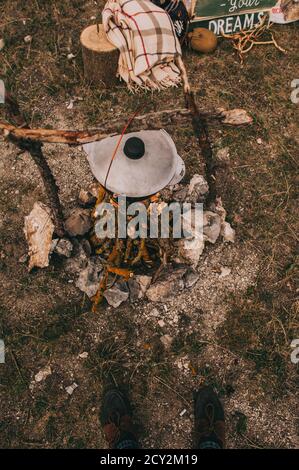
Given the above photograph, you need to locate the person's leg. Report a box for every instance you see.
[194,386,225,449]
[100,388,139,449]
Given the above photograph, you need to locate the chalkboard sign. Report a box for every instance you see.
[190,0,277,34]
[194,1,276,18]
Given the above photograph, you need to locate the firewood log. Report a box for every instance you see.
[80,24,119,86]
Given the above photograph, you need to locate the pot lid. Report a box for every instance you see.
[83,130,183,198]
[169,154,185,187]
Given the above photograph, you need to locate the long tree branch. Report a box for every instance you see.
[0,107,252,145]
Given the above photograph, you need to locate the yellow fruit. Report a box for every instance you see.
[190,28,218,54]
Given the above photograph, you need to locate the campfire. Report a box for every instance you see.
[56,127,233,311]
[48,172,235,311]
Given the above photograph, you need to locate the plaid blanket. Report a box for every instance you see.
[102,0,183,91]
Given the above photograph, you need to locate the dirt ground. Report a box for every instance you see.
[0,1,298,449]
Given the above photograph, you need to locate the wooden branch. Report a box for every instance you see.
[185,92,217,206]
[0,122,109,144]
[0,109,189,144]
[0,107,252,145]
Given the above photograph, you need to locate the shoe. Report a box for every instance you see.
[100,388,138,449]
[194,385,225,449]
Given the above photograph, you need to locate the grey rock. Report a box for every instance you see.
[177,207,205,268]
[150,308,160,317]
[65,208,92,237]
[178,237,205,268]
[76,257,103,298]
[50,239,59,253]
[54,238,73,258]
[127,278,140,302]
[173,187,188,202]
[128,275,152,302]
[146,268,186,302]
[160,334,173,350]
[104,282,129,308]
[64,241,90,274]
[80,239,92,257]
[184,269,200,288]
[135,275,152,294]
[78,183,99,207]
[203,211,221,244]
[221,109,253,126]
[187,174,209,203]
[79,189,96,207]
[221,221,236,243]
[214,198,236,243]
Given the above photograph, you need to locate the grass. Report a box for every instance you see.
[218,286,298,396]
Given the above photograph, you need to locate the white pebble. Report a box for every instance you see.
[34,366,52,383]
[78,352,89,359]
[219,267,231,278]
[66,382,78,395]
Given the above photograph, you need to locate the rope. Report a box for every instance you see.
[104,109,139,189]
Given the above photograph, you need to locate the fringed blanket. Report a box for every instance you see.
[102,0,183,91]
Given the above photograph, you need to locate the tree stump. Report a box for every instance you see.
[80,24,119,87]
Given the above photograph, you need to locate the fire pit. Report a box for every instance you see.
[3,94,247,310]
[83,129,186,310]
